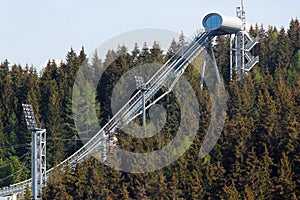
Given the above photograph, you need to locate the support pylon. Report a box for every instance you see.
[22,104,46,200]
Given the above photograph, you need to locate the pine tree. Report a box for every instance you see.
[214,36,230,82]
[202,161,226,199]
[132,43,140,64]
[287,18,300,56]
[244,147,274,199]
[274,153,297,199]
[60,49,82,156]
[288,50,300,83]
[178,32,186,47]
[141,42,151,63]
[223,181,240,200]
[150,41,163,64]
[253,88,277,157]
[262,27,278,74]
[168,173,183,199]
[275,27,291,68]
[166,39,180,59]
[189,169,205,199]
[145,170,169,199]
[0,102,5,158]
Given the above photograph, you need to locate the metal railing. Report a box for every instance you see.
[0,30,212,197]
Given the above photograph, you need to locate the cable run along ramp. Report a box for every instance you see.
[53,31,214,168]
[3,9,249,192]
[61,31,214,164]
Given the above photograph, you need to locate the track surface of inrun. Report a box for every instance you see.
[0,30,213,197]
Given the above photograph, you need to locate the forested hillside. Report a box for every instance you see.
[0,20,300,199]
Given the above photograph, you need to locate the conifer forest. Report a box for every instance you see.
[0,20,300,199]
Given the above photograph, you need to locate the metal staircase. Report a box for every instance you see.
[243,31,259,71]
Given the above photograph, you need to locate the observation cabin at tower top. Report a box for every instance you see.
[202,13,243,35]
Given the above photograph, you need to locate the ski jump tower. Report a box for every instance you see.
[230,0,259,81]
[0,2,258,199]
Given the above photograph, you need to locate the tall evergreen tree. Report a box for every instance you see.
[287,18,300,56]
[275,27,291,68]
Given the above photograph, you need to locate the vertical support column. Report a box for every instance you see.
[134,76,147,137]
[210,45,221,84]
[32,129,46,200]
[201,43,222,88]
[42,130,46,188]
[101,131,107,163]
[241,0,246,76]
[39,129,46,198]
[230,34,234,81]
[234,0,247,83]
[200,49,207,90]
[31,131,37,200]
[235,32,243,82]
[241,30,245,76]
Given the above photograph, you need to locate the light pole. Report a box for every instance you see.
[22,104,46,200]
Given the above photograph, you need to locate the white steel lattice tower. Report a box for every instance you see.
[230,0,259,81]
[22,104,46,200]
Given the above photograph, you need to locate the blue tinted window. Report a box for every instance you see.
[205,15,222,30]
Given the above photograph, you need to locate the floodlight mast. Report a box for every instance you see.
[22,104,46,200]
